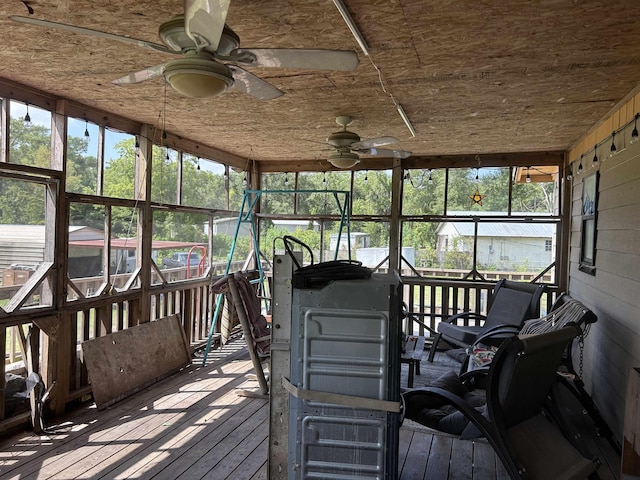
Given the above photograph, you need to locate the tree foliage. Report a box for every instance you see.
[1,124,558,275]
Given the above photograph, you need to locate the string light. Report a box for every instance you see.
[84,120,90,139]
[609,131,617,158]
[223,166,228,180]
[24,104,31,124]
[284,172,289,186]
[196,157,200,171]
[428,169,433,185]
[243,172,247,186]
[566,164,573,181]
[571,110,640,173]
[526,167,531,183]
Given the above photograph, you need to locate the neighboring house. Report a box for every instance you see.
[210,217,252,238]
[436,213,555,270]
[211,217,319,239]
[357,247,415,270]
[329,232,370,251]
[0,225,104,272]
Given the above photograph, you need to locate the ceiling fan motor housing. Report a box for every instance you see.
[327,130,360,148]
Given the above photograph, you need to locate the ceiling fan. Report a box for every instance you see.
[326,116,411,168]
[10,0,359,100]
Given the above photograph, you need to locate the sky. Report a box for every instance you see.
[10,100,125,162]
[10,99,225,174]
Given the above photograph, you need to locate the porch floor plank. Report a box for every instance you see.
[0,339,620,480]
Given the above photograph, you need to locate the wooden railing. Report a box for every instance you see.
[1,266,558,432]
[0,261,251,431]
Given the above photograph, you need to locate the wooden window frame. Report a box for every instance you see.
[579,171,598,275]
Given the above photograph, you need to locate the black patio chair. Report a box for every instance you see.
[428,278,545,362]
[403,325,600,479]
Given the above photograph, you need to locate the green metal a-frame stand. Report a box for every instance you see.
[201,188,351,365]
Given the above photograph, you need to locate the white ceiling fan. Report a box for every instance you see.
[326,116,411,168]
[11,0,359,100]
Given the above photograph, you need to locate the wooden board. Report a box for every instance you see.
[81,314,191,410]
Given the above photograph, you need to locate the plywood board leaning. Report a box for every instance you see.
[81,314,191,409]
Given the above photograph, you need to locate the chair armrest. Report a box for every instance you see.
[473,325,520,346]
[443,311,487,325]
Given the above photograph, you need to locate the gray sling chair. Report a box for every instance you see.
[427,279,545,362]
[402,325,600,479]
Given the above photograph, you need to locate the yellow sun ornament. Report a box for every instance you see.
[469,189,486,206]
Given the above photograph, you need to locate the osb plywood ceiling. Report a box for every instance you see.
[2,0,640,169]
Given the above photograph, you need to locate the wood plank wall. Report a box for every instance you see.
[566,87,640,439]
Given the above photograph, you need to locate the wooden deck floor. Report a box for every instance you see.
[0,338,620,479]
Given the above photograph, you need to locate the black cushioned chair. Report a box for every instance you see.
[428,279,545,362]
[403,326,600,479]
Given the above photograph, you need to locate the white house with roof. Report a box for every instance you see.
[436,212,555,270]
[210,217,319,238]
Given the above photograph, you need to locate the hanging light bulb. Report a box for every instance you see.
[578,154,583,173]
[592,144,598,164]
[566,163,573,181]
[223,166,228,180]
[364,171,368,182]
[165,149,169,161]
[24,104,31,124]
[242,172,247,186]
[428,170,433,185]
[284,172,289,186]
[609,132,617,158]
[197,157,201,171]
[135,137,140,150]
[475,168,479,181]
[84,120,90,139]
[526,167,531,183]
[323,171,327,184]
[404,171,410,181]
[162,130,167,140]
[631,114,639,144]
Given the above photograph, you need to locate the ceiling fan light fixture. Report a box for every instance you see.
[164,57,233,98]
[328,150,360,169]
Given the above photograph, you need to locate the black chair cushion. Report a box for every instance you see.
[404,370,486,435]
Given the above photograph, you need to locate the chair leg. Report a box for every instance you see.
[428,333,440,362]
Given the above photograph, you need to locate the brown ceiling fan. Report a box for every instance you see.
[11,0,359,100]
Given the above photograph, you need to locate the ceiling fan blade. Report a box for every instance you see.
[184,0,230,51]
[228,65,284,100]
[351,136,399,150]
[10,15,177,54]
[112,65,165,85]
[356,147,412,159]
[228,48,359,71]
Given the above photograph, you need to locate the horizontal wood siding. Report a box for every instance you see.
[568,136,640,438]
